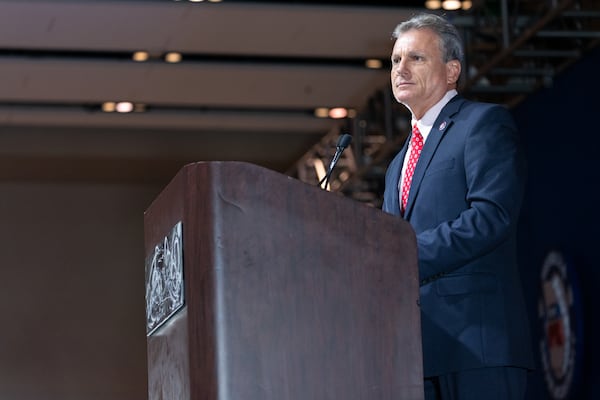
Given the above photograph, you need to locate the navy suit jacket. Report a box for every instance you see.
[383,95,534,377]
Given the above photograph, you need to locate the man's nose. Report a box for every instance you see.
[393,60,407,76]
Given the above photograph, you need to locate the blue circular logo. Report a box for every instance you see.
[538,250,584,399]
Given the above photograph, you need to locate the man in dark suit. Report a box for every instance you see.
[382,13,534,400]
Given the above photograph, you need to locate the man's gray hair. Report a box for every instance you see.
[392,13,464,65]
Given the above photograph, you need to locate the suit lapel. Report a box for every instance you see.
[404,96,464,219]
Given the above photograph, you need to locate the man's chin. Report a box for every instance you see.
[393,91,411,103]
[393,95,413,111]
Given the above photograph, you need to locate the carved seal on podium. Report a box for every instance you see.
[145,221,184,336]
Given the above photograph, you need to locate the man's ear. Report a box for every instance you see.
[446,60,461,85]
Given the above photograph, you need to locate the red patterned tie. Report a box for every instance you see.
[401,124,424,214]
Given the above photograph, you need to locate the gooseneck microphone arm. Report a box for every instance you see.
[319,134,352,189]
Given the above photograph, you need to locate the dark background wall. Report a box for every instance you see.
[513,45,600,399]
[0,182,159,399]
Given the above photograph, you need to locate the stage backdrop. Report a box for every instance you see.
[512,45,600,400]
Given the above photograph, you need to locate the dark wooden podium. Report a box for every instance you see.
[143,162,423,400]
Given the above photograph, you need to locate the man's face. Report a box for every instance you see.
[390,28,460,119]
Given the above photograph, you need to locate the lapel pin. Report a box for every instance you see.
[439,121,447,131]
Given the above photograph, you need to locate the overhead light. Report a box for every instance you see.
[132,51,149,62]
[102,102,145,113]
[425,0,442,9]
[425,0,471,10]
[329,107,348,119]
[314,107,354,119]
[442,0,462,10]
[314,108,330,118]
[365,59,383,69]
[102,102,116,112]
[116,102,134,113]
[165,52,182,63]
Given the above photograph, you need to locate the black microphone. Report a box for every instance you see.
[319,134,352,189]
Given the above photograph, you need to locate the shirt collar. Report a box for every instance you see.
[411,89,457,141]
